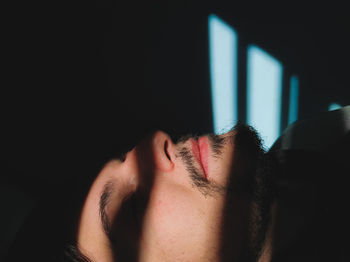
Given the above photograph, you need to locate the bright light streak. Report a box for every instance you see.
[328,103,342,111]
[247,45,283,148]
[288,75,299,124]
[209,14,238,134]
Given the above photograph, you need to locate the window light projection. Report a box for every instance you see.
[247,45,283,148]
[209,14,238,134]
[328,103,342,111]
[288,75,299,124]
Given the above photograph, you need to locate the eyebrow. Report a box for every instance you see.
[99,180,115,236]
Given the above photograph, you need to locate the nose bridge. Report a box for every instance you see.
[130,134,157,192]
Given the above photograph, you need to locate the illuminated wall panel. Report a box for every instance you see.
[247,45,283,148]
[209,14,238,134]
[329,103,342,111]
[288,75,299,124]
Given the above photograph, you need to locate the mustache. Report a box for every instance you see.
[177,146,228,197]
[175,131,233,197]
[175,132,228,156]
[207,132,229,158]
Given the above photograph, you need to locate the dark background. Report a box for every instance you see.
[2,1,350,260]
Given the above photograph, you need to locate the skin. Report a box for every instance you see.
[77,130,274,262]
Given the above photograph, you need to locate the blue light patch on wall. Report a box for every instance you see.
[329,103,342,111]
[288,75,299,124]
[209,14,238,134]
[247,45,283,148]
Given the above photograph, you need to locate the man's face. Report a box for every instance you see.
[77,125,270,262]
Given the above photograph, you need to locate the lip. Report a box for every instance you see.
[191,137,209,179]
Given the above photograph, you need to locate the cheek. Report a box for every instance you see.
[153,187,202,232]
[141,184,210,255]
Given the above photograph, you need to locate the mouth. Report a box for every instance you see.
[191,137,209,179]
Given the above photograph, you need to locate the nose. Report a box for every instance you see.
[121,130,175,191]
[150,130,174,172]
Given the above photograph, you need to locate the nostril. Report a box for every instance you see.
[164,140,171,161]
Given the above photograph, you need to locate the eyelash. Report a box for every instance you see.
[114,152,127,162]
[119,153,127,162]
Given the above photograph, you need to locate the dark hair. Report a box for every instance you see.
[62,245,92,262]
[233,123,275,261]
